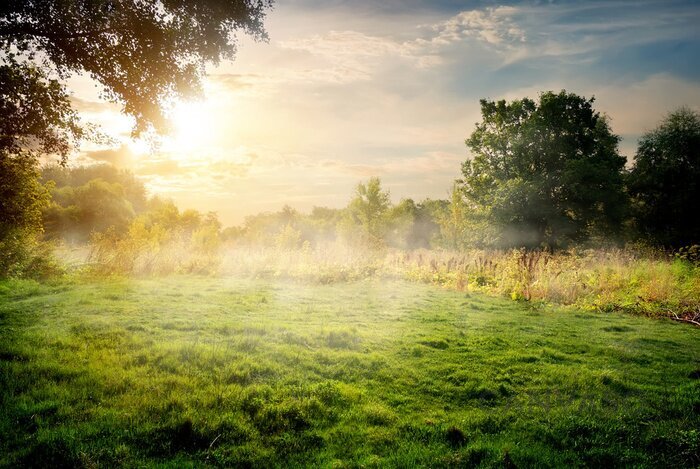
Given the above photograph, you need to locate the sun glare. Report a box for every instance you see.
[127,137,151,156]
[168,101,215,153]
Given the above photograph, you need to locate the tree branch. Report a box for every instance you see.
[670,312,700,327]
[0,23,114,40]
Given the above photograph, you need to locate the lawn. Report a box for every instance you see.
[0,276,698,467]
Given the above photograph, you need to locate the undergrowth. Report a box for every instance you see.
[76,240,700,319]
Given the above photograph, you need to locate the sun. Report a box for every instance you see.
[167,100,215,153]
[124,100,219,157]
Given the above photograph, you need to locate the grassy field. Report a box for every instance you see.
[1,276,698,467]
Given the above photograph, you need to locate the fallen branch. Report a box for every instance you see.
[670,312,700,327]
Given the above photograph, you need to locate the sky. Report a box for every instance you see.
[68,0,700,226]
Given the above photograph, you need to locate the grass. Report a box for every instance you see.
[397,248,700,317]
[1,276,698,467]
[76,241,700,318]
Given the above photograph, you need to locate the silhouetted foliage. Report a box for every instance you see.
[0,61,84,162]
[1,0,273,135]
[628,108,700,247]
[462,91,627,249]
[0,1,272,276]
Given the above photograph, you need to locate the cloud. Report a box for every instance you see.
[135,159,183,176]
[430,6,525,47]
[208,73,259,93]
[131,149,261,192]
[319,151,463,178]
[319,159,379,177]
[491,1,700,66]
[271,5,529,85]
[208,158,256,178]
[83,145,134,167]
[280,30,407,58]
[209,73,256,86]
[594,74,700,135]
[277,30,441,84]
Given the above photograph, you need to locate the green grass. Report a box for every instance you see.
[1,276,698,467]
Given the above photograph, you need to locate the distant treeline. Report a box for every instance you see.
[37,95,699,253]
[39,164,447,250]
[2,92,699,278]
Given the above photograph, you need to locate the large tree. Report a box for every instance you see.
[0,0,272,275]
[628,108,700,247]
[461,90,627,248]
[1,0,272,142]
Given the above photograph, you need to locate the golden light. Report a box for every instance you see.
[127,137,151,156]
[167,101,216,154]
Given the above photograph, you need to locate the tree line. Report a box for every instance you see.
[2,2,699,277]
[460,92,699,249]
[18,96,698,266]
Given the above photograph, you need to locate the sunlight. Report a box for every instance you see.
[167,101,216,153]
[4,0,700,465]
[127,137,151,156]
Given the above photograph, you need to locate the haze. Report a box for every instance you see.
[68,0,700,226]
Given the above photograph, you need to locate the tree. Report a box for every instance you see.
[0,154,52,276]
[628,108,700,247]
[462,90,627,248]
[44,179,136,242]
[1,0,272,139]
[410,199,445,249]
[42,163,148,212]
[386,198,417,249]
[343,177,391,246]
[41,164,150,242]
[1,1,271,275]
[306,206,343,242]
[0,61,84,162]
[437,184,475,249]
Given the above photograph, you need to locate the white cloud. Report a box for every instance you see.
[431,6,525,47]
[277,29,443,84]
[274,6,528,83]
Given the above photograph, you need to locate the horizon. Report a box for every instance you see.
[66,0,700,226]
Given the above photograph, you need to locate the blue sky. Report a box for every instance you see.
[71,0,700,225]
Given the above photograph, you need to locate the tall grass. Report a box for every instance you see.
[398,247,700,317]
[81,230,700,318]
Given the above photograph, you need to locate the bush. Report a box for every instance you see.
[87,208,223,276]
[0,153,59,279]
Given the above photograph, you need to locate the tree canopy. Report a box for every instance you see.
[344,177,391,246]
[0,1,272,275]
[628,107,700,247]
[0,0,273,176]
[461,90,627,248]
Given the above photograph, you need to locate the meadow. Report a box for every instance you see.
[87,241,700,320]
[1,275,698,467]
[3,2,700,468]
